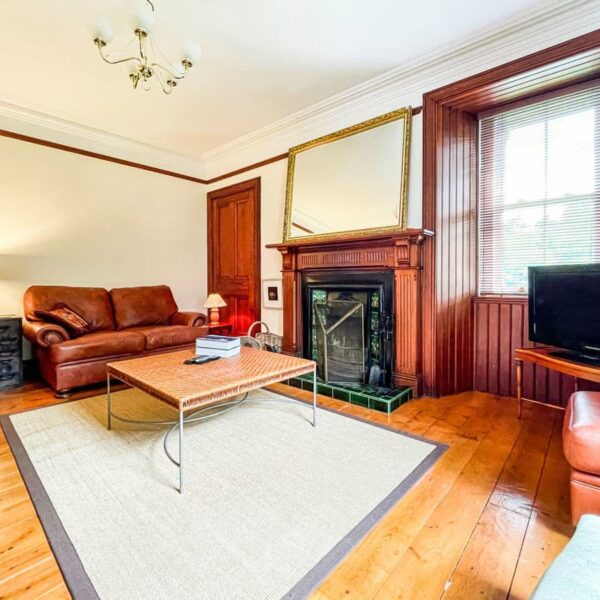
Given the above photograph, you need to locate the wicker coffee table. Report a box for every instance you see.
[106,347,316,493]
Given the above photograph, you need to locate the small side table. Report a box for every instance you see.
[207,322,233,336]
[514,346,600,418]
[0,315,23,390]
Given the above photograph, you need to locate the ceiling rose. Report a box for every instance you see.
[92,0,201,95]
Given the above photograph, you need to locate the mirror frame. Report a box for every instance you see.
[282,107,412,243]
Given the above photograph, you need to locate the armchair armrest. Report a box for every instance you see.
[170,311,208,327]
[23,320,70,348]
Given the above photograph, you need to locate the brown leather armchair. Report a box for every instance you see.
[23,285,208,395]
[563,391,600,524]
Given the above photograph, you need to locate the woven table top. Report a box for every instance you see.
[107,347,315,411]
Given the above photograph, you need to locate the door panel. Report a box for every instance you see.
[207,178,261,336]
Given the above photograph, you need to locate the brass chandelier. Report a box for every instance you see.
[92,0,201,95]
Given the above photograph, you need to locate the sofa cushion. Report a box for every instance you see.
[564,391,600,475]
[35,304,91,337]
[24,286,115,331]
[110,286,178,330]
[48,330,146,364]
[130,325,201,350]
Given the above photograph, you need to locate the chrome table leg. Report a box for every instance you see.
[312,368,317,427]
[178,409,184,494]
[107,372,112,430]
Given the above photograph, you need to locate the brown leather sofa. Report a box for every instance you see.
[23,285,208,394]
[563,391,600,524]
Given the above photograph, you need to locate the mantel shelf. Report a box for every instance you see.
[266,228,434,251]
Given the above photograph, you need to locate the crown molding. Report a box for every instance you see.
[202,0,600,178]
[0,99,207,180]
[1,0,597,183]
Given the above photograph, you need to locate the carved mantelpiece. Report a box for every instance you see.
[267,229,433,394]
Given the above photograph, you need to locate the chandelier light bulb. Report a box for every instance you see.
[182,42,202,65]
[133,7,156,33]
[94,16,114,43]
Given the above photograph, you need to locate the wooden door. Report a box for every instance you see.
[207,178,261,335]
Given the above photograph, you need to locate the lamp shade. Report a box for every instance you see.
[203,293,227,309]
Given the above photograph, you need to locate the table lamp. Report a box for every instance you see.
[203,293,227,325]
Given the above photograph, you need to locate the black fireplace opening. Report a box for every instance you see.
[302,270,394,388]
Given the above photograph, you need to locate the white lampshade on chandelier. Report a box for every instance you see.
[92,0,201,95]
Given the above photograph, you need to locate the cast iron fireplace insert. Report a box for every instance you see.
[302,270,394,388]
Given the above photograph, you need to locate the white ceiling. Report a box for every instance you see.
[0,0,549,159]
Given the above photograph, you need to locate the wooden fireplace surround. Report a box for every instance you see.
[267,229,433,394]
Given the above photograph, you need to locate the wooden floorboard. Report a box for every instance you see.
[0,381,572,599]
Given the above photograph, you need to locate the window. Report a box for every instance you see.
[478,83,600,295]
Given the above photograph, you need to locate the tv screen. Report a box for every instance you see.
[529,264,600,357]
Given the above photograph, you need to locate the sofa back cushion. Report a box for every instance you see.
[24,286,115,331]
[110,285,178,330]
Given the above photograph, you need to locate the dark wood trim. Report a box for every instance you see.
[422,28,600,398]
[0,128,208,184]
[474,295,527,304]
[207,153,289,184]
[0,105,425,188]
[206,106,421,183]
[426,30,600,109]
[207,177,262,328]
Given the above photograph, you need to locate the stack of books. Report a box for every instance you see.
[195,334,241,358]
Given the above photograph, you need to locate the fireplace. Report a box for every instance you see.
[267,229,431,395]
[303,270,394,387]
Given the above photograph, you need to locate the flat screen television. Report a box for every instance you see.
[529,264,600,364]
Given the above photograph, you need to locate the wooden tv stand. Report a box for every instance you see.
[514,346,600,418]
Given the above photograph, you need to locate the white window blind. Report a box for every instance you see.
[478,83,600,295]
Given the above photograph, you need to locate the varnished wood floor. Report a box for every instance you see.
[0,382,573,600]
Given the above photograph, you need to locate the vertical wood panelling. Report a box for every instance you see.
[422,30,600,398]
[472,297,588,407]
[423,108,478,397]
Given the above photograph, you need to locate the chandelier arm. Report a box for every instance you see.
[96,44,142,66]
[149,35,184,78]
[154,68,174,95]
[151,62,186,81]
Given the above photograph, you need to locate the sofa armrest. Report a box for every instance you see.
[23,320,70,348]
[170,311,208,327]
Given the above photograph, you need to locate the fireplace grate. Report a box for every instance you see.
[314,299,365,383]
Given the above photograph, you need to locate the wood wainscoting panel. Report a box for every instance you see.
[472,297,591,407]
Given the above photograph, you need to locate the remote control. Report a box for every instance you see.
[184,355,221,365]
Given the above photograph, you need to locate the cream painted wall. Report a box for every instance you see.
[204,114,423,337]
[0,136,207,358]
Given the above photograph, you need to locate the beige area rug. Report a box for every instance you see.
[2,388,445,600]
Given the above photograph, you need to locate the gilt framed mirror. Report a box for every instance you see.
[283,107,412,243]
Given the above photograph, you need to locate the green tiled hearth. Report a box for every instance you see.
[284,374,412,414]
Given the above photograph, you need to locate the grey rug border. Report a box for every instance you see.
[277,396,447,599]
[1,391,447,600]
[0,414,100,600]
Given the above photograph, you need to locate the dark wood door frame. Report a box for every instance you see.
[207,177,261,331]
[422,29,600,397]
